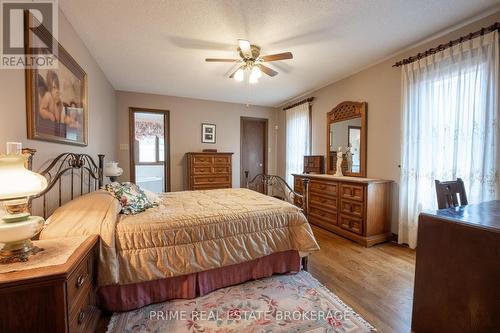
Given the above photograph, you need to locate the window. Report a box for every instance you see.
[398,31,499,248]
[285,102,311,185]
[137,136,164,164]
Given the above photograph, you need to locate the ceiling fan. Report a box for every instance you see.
[205,39,293,84]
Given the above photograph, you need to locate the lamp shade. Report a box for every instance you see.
[0,154,47,200]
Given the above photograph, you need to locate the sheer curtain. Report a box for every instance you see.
[399,31,499,248]
[285,102,310,185]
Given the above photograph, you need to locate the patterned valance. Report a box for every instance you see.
[135,120,164,140]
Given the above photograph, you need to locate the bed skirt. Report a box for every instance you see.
[97,250,302,312]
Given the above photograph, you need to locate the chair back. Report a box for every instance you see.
[434,178,468,209]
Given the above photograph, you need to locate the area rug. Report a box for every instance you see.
[107,271,376,333]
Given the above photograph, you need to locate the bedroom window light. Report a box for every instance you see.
[398,30,499,249]
[138,136,157,163]
[285,101,311,185]
[159,138,165,162]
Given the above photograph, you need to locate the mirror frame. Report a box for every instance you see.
[326,101,367,177]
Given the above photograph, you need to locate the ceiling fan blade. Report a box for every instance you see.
[258,64,278,77]
[238,39,252,58]
[229,66,243,78]
[260,52,293,62]
[205,58,239,62]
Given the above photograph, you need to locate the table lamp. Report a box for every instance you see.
[104,161,123,182]
[0,142,47,263]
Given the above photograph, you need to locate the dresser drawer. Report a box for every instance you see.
[213,166,230,174]
[213,155,231,164]
[310,193,338,211]
[68,284,96,333]
[339,199,364,218]
[193,175,231,185]
[192,166,212,175]
[191,155,214,165]
[340,184,364,202]
[67,254,93,313]
[310,180,338,196]
[309,207,337,225]
[339,214,363,235]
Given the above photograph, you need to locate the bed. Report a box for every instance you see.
[26,151,319,311]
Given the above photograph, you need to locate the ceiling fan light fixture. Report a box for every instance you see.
[234,68,244,82]
[249,73,258,84]
[250,66,262,79]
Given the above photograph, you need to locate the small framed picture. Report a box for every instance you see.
[201,123,216,143]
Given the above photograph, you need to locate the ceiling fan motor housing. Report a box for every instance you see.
[238,44,261,60]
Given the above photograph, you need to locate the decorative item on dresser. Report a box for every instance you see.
[293,174,392,247]
[0,235,100,333]
[303,155,324,174]
[186,152,233,190]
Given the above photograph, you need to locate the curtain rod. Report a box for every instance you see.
[393,22,499,67]
[283,97,314,111]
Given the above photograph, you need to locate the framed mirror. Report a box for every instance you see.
[326,101,367,177]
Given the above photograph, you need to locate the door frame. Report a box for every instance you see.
[129,107,171,192]
[240,117,268,186]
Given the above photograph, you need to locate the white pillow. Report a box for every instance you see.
[142,188,160,204]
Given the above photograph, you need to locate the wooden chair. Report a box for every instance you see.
[434,178,468,209]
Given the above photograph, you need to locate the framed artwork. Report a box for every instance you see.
[25,12,88,146]
[201,123,216,144]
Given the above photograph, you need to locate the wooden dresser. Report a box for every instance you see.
[293,174,392,247]
[186,152,233,190]
[0,235,100,333]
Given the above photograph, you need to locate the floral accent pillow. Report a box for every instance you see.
[102,182,156,215]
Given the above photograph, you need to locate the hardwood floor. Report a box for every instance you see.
[96,226,415,333]
[308,226,415,333]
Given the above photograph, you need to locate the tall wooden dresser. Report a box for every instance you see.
[294,174,392,247]
[186,152,233,190]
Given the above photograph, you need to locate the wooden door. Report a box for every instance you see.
[240,117,268,192]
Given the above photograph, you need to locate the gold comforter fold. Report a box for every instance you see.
[40,188,319,286]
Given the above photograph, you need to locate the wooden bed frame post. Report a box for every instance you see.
[98,154,105,188]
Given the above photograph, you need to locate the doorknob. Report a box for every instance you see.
[259,163,263,167]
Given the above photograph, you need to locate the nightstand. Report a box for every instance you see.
[0,235,100,333]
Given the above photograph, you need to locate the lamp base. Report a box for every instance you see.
[0,240,44,264]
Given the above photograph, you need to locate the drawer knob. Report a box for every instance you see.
[208,178,214,182]
[76,274,86,288]
[78,310,86,324]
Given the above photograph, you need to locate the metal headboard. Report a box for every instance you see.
[245,172,309,216]
[23,148,104,218]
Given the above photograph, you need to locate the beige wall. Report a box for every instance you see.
[278,11,500,232]
[0,10,117,170]
[116,91,278,191]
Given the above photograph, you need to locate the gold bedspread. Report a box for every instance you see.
[40,188,319,286]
